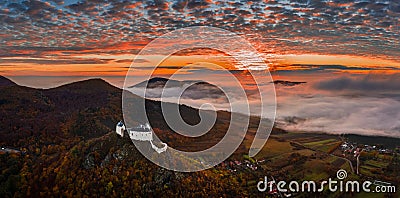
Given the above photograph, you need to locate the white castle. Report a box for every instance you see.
[116,121,125,137]
[116,121,167,153]
[128,123,153,141]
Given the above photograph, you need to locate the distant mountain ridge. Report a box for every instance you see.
[129,77,226,100]
[129,77,212,89]
[272,80,306,86]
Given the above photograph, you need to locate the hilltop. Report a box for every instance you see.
[0,76,17,87]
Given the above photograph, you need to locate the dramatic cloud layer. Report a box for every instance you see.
[277,95,400,137]
[1,0,399,63]
[276,73,400,137]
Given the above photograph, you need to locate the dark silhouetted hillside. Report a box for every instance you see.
[0,76,16,87]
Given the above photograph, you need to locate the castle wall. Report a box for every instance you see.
[129,131,153,141]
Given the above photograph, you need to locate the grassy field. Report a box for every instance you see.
[365,160,389,168]
[252,137,294,159]
[250,132,354,182]
[240,131,398,197]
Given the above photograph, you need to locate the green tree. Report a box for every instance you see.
[106,181,113,195]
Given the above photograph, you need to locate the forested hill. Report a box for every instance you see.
[0,77,123,146]
[0,76,260,197]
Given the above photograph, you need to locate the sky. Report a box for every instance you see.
[1,0,399,77]
[0,0,399,137]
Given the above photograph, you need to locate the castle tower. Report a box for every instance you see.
[116,121,125,137]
